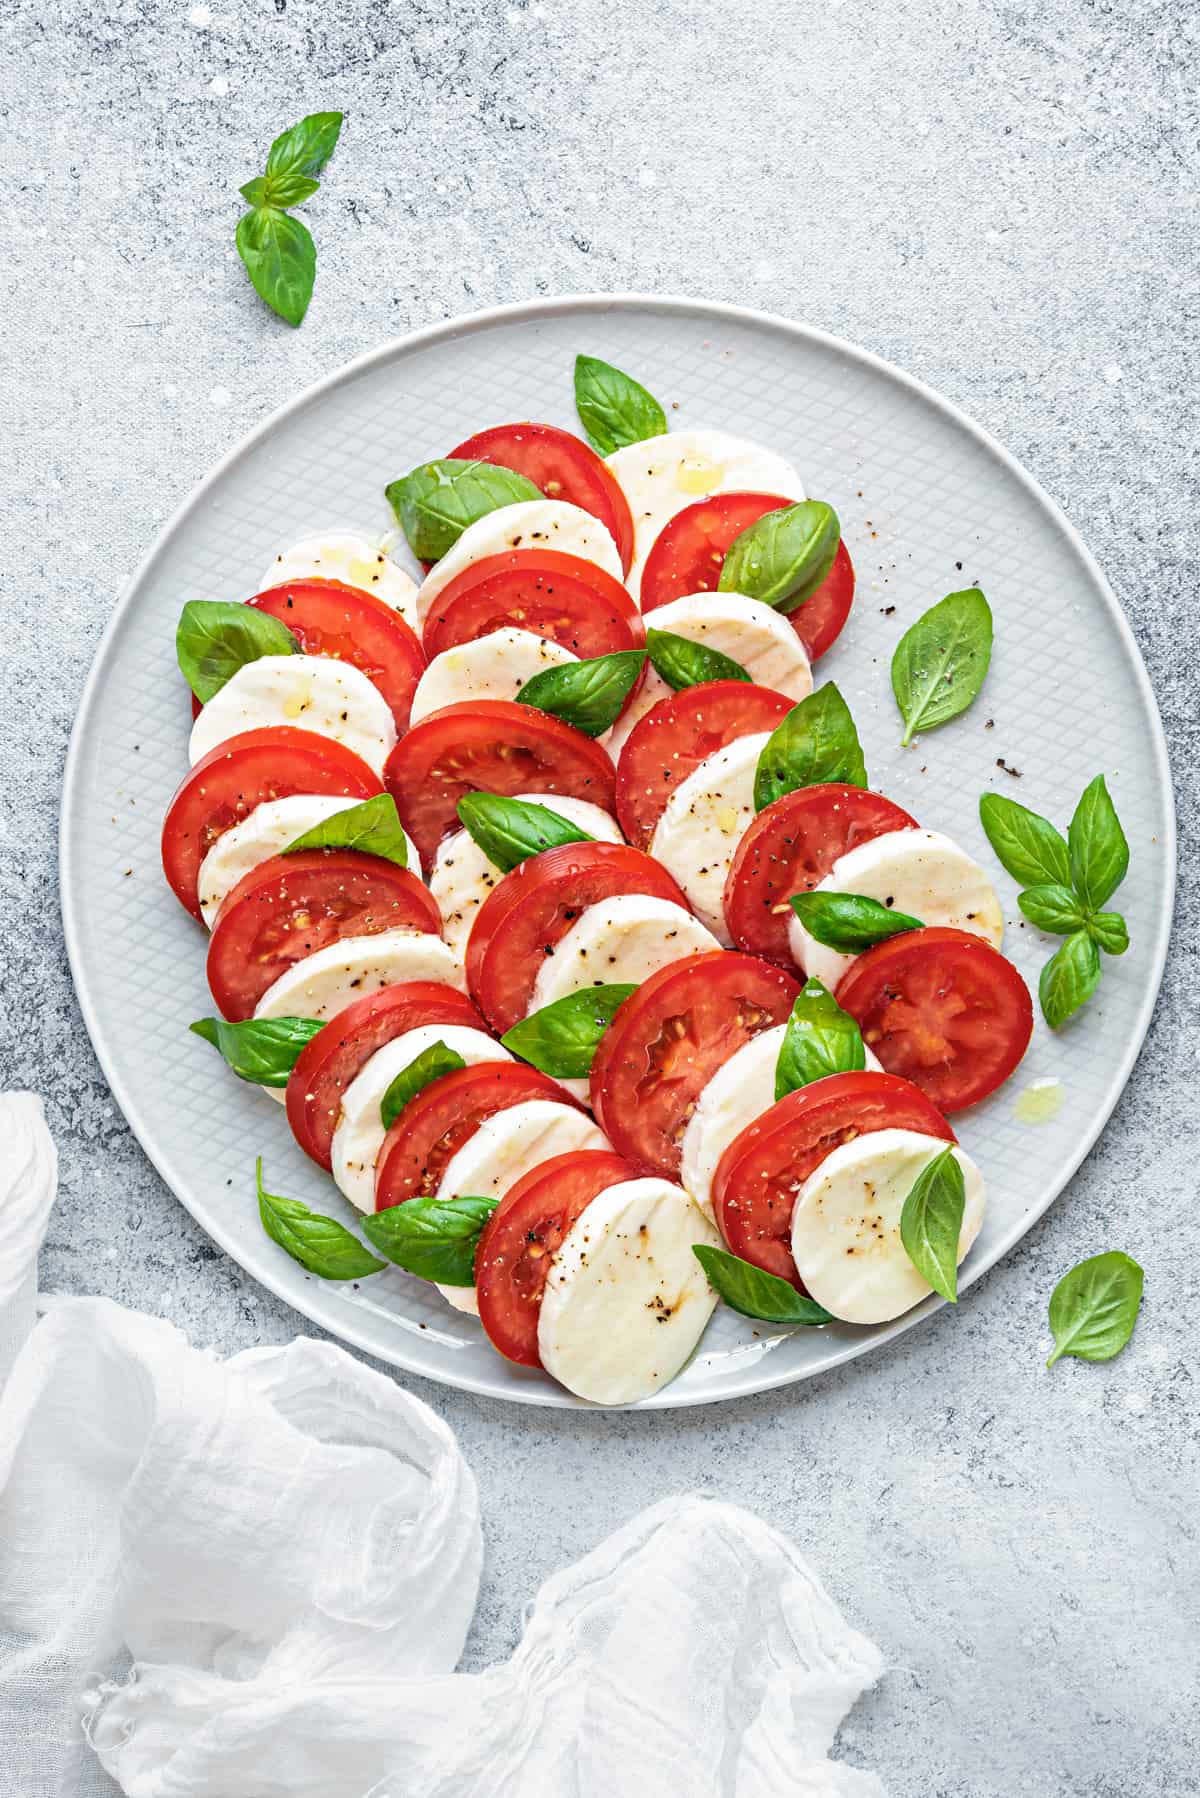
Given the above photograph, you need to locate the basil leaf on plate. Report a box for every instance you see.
[285,793,409,866]
[891,588,993,746]
[456,792,593,873]
[380,1040,467,1131]
[235,206,317,328]
[718,501,841,615]
[1047,1250,1144,1368]
[517,649,646,737]
[501,984,637,1078]
[573,354,667,455]
[362,1193,498,1286]
[176,599,297,704]
[979,791,1072,888]
[753,683,868,812]
[899,1147,966,1303]
[1087,910,1130,956]
[790,891,923,953]
[385,459,542,563]
[264,110,344,180]
[1038,929,1102,1030]
[1068,774,1129,913]
[1017,883,1087,936]
[256,1159,385,1280]
[190,1015,323,1087]
[692,1245,833,1325]
[774,979,866,1100]
[645,628,750,692]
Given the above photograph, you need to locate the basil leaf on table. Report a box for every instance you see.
[899,1147,966,1303]
[979,792,1072,888]
[774,979,866,1100]
[363,1194,498,1286]
[1068,775,1129,912]
[501,985,637,1078]
[573,354,667,455]
[176,600,297,703]
[790,891,923,953]
[1017,883,1087,936]
[1087,911,1130,956]
[753,683,868,812]
[235,206,317,329]
[645,628,750,692]
[1047,1250,1144,1368]
[718,501,841,615]
[517,649,646,737]
[256,1159,385,1280]
[241,172,320,208]
[285,793,408,866]
[1038,930,1102,1030]
[456,792,593,873]
[264,110,344,180]
[190,1015,323,1087]
[385,460,541,562]
[891,588,993,746]
[380,1040,467,1131]
[693,1245,833,1325]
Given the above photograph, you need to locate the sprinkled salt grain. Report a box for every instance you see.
[638,168,657,188]
[209,385,232,409]
[209,75,229,96]
[1103,363,1123,385]
[188,2,213,22]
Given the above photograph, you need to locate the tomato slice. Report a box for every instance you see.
[476,1149,639,1365]
[614,680,793,850]
[590,950,799,1178]
[724,784,919,967]
[384,699,616,868]
[161,727,382,921]
[714,1070,956,1286]
[420,550,644,662]
[793,541,855,662]
[248,577,426,732]
[466,840,693,1034]
[835,926,1033,1114]
[373,1061,575,1211]
[449,422,635,575]
[285,982,486,1170]
[206,849,442,1021]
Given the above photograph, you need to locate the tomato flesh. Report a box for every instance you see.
[249,578,426,732]
[793,541,855,662]
[449,422,635,574]
[421,550,643,662]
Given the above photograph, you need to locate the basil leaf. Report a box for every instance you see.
[285,793,408,867]
[501,984,637,1078]
[1017,883,1087,936]
[235,206,317,328]
[385,460,541,562]
[1039,929,1102,1030]
[1047,1250,1144,1368]
[190,1015,323,1087]
[573,354,666,455]
[979,791,1071,887]
[899,1147,966,1303]
[693,1245,833,1325]
[645,628,750,692]
[456,792,593,873]
[238,175,273,206]
[790,891,923,953]
[517,649,646,738]
[718,501,841,615]
[253,172,322,208]
[380,1040,467,1132]
[362,1194,497,1286]
[176,599,297,703]
[891,589,993,747]
[1087,910,1130,956]
[774,979,865,1100]
[753,684,868,811]
[257,1159,385,1281]
[264,110,344,180]
[1068,774,1129,912]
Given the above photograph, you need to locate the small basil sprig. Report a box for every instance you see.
[256,1159,385,1280]
[1047,1251,1144,1368]
[645,628,750,691]
[790,891,923,953]
[456,792,593,872]
[517,649,646,737]
[363,1194,498,1286]
[285,793,409,867]
[380,1040,466,1131]
[1039,932,1102,1031]
[191,1015,323,1087]
[385,459,541,562]
[236,111,343,327]
[501,984,636,1078]
[573,354,666,455]
[693,1245,833,1325]
[899,1147,965,1303]
[774,980,866,1100]
[177,600,296,703]
[753,683,868,812]
[891,588,993,747]
[718,501,840,615]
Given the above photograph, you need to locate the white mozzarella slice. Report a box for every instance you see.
[410,628,576,723]
[415,502,622,626]
[197,795,420,928]
[260,530,419,631]
[786,827,1004,990]
[648,732,771,944]
[189,655,397,777]
[253,929,465,1022]
[791,1128,985,1324]
[330,1025,505,1213]
[538,1178,720,1405]
[530,894,721,1013]
[605,672,668,759]
[649,591,813,696]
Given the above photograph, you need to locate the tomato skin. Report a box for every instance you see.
[724,784,919,967]
[476,1150,640,1366]
[286,982,486,1170]
[590,950,800,1179]
[835,926,1034,1114]
[792,541,855,662]
[248,577,426,732]
[161,727,382,920]
[449,422,635,574]
[206,850,442,1021]
[713,1070,956,1287]
[421,550,644,662]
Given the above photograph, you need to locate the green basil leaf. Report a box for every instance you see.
[718,501,841,615]
[899,1147,966,1303]
[236,206,317,328]
[176,599,297,703]
[501,984,637,1078]
[1047,1250,1144,1368]
[790,891,923,953]
[1068,775,1129,912]
[257,1159,385,1280]
[264,110,344,180]
[385,460,541,562]
[573,354,667,455]
[456,792,593,873]
[284,793,408,866]
[774,979,866,1100]
[238,175,272,206]
[190,1015,323,1087]
[1017,883,1087,936]
[380,1040,467,1132]
[1039,929,1102,1030]
[753,684,868,811]
[891,589,993,747]
[257,172,322,208]
[362,1193,497,1286]
[1087,910,1130,956]
[645,628,750,692]
[978,791,1071,887]
[517,649,646,737]
[692,1245,833,1325]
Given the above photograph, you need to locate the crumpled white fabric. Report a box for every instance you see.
[0,1092,58,1381]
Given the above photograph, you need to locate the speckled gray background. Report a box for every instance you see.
[2,1,1197,1792]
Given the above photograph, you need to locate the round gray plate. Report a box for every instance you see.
[61,295,1175,1408]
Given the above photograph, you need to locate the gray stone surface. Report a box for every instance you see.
[2,1,1197,1792]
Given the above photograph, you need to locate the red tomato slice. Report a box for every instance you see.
[835,927,1034,1114]
[466,840,693,1034]
[384,699,616,868]
[590,950,799,1178]
[449,422,635,575]
[373,1061,576,1211]
[420,550,644,662]
[713,1070,956,1287]
[476,1149,640,1366]
[286,982,486,1170]
[614,680,793,850]
[724,784,919,967]
[248,578,426,733]
[793,541,855,662]
[162,727,382,921]
[206,850,442,1021]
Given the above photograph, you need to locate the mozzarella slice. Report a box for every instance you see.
[330,1025,505,1213]
[538,1178,720,1405]
[786,828,1004,990]
[410,628,577,723]
[260,530,419,631]
[648,731,771,944]
[791,1128,985,1324]
[253,929,465,1022]
[189,655,397,777]
[530,894,721,1014]
[416,501,622,627]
